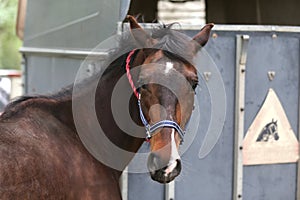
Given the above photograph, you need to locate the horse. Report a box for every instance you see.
[0,16,213,199]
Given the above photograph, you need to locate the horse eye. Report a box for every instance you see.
[192,83,198,90]
[187,76,198,91]
[137,80,147,91]
[191,80,198,90]
[141,84,148,90]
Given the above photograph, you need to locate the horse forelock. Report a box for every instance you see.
[103,23,195,77]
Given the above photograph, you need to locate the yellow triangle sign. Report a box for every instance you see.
[243,88,299,165]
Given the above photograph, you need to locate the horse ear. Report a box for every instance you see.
[127,15,143,29]
[191,23,214,53]
[126,15,156,47]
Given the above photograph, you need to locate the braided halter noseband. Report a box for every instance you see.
[125,49,185,143]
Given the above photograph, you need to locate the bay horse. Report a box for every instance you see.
[0,16,213,199]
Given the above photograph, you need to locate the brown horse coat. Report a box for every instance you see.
[0,97,122,199]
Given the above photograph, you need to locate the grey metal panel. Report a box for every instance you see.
[128,173,165,200]
[243,34,299,200]
[244,34,299,135]
[174,30,236,200]
[25,55,81,94]
[126,23,300,32]
[25,54,106,95]
[23,0,122,50]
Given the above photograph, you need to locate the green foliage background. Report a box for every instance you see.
[0,0,22,69]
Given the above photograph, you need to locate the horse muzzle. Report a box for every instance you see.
[147,152,182,183]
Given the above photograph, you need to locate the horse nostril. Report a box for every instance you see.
[175,159,182,173]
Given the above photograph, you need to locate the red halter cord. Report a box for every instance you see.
[125,49,139,99]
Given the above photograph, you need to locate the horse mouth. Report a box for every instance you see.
[149,160,181,184]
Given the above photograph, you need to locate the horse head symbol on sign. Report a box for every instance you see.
[256,119,279,142]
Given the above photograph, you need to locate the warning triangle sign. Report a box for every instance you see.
[243,88,299,165]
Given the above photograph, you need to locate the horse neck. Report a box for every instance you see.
[65,52,144,174]
[52,51,146,173]
[55,98,76,131]
[95,56,145,150]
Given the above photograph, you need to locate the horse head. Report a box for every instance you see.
[127,16,213,183]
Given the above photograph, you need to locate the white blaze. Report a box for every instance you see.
[164,62,174,74]
[165,129,180,175]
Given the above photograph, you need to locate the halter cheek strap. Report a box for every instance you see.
[125,49,185,144]
[137,94,185,143]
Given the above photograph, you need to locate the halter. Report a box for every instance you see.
[125,49,185,143]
